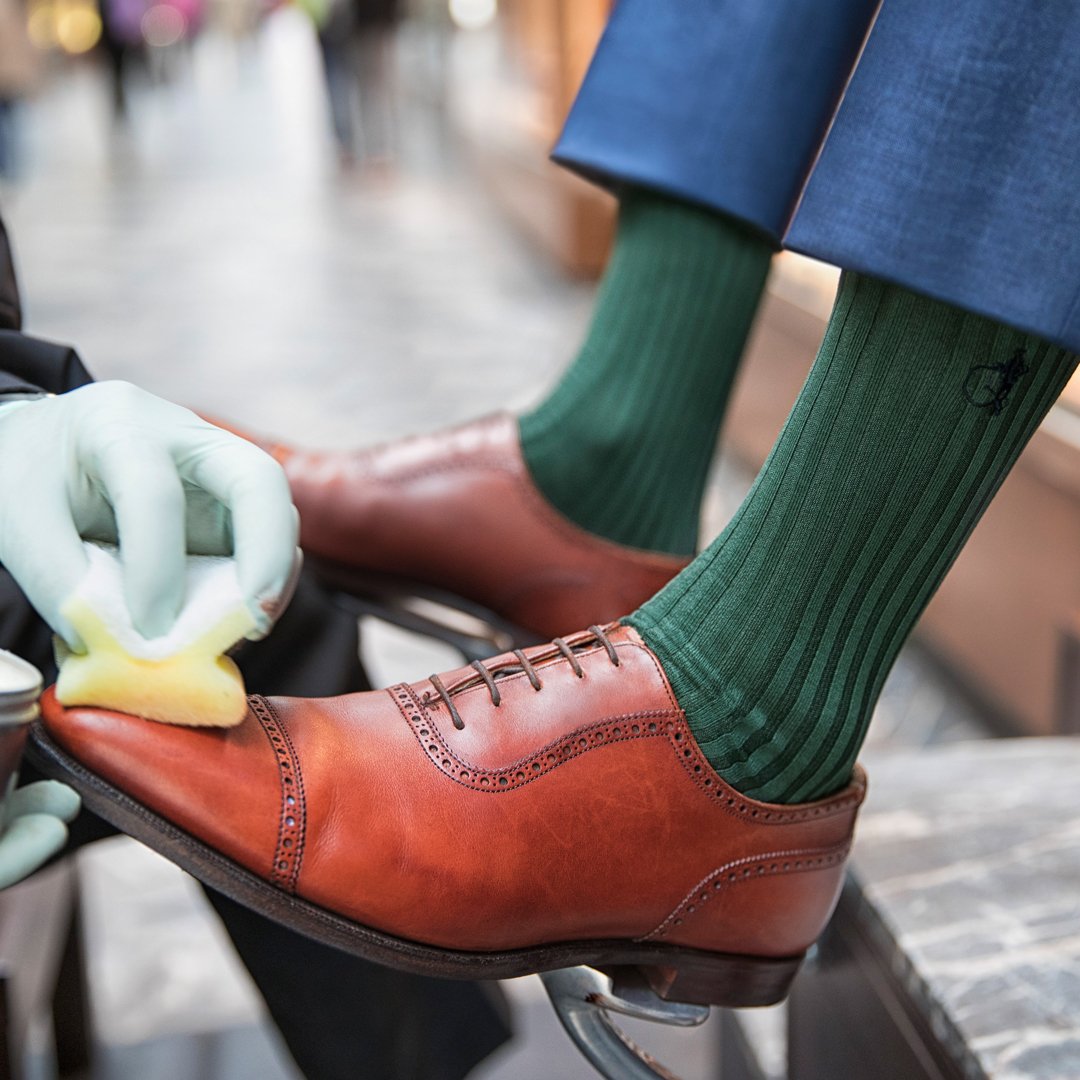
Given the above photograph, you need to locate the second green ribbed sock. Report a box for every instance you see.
[629,272,1078,803]
[519,187,772,556]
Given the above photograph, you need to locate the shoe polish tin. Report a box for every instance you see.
[0,650,42,796]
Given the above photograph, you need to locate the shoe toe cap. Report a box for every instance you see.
[38,687,282,875]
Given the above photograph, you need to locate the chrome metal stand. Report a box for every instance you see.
[540,967,709,1080]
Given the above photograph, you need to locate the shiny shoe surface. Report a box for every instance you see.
[32,623,866,1008]
[211,413,689,644]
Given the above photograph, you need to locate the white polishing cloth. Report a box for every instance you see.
[72,541,249,658]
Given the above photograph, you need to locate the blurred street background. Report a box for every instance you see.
[2,0,591,443]
[1,3,1005,1077]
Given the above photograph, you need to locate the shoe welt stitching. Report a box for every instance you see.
[637,840,853,943]
[250,696,306,894]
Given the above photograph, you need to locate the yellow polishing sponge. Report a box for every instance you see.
[54,543,258,728]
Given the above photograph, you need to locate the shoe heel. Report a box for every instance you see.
[637,951,804,1008]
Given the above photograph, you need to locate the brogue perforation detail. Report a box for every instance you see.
[391,681,681,793]
[670,726,865,823]
[391,677,864,823]
[638,841,852,942]
[250,696,306,894]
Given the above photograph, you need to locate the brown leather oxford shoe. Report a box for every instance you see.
[209,413,688,647]
[32,623,865,1009]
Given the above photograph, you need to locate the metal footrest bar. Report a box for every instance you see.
[540,966,709,1080]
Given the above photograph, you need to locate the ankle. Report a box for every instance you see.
[519,414,703,554]
[626,609,857,804]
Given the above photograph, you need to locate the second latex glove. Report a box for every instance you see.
[0,780,80,890]
[0,381,299,650]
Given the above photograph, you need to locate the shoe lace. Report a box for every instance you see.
[425,625,620,730]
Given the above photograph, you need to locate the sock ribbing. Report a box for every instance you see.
[518,187,772,556]
[628,272,1078,802]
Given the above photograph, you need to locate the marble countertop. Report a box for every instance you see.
[852,738,1080,1080]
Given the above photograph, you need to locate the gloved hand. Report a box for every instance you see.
[0,381,299,649]
[0,780,80,890]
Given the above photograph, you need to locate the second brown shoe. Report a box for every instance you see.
[212,413,689,647]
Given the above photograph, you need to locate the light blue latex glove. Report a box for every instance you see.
[0,780,80,889]
[0,381,299,649]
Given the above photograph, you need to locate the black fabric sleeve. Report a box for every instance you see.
[0,218,21,333]
[0,214,92,394]
[0,372,43,396]
[0,330,93,398]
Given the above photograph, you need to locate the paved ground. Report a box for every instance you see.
[4,18,987,1079]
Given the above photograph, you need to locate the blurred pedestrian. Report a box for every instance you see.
[97,0,142,120]
[0,0,39,176]
[312,0,400,169]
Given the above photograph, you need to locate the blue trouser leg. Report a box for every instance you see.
[556,0,1080,351]
[553,0,878,243]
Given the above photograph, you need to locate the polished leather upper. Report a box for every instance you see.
[41,623,865,959]
[214,413,689,640]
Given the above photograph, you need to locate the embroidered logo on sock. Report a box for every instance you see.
[963,348,1030,414]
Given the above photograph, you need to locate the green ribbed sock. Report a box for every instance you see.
[519,187,772,556]
[628,272,1078,803]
